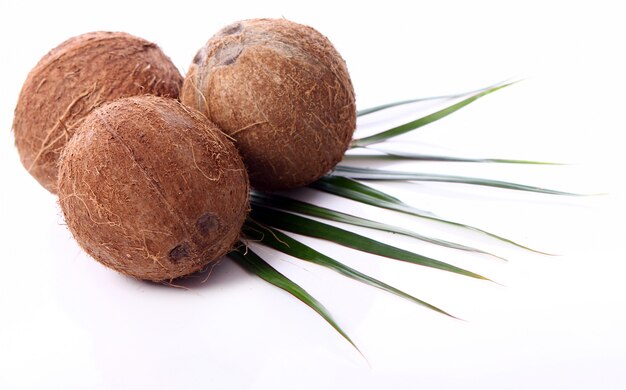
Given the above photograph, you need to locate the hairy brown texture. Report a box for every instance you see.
[13,31,183,193]
[181,19,356,191]
[58,96,249,282]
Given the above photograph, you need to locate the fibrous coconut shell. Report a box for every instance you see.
[13,31,183,193]
[181,18,356,191]
[58,95,249,282]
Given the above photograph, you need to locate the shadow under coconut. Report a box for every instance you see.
[144,256,249,291]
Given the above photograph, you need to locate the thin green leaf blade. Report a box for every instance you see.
[309,176,551,254]
[357,95,467,117]
[251,192,503,260]
[344,151,559,165]
[358,97,446,117]
[310,176,435,217]
[356,81,508,116]
[243,221,455,318]
[333,166,579,196]
[249,206,489,281]
[229,246,361,353]
[352,82,516,147]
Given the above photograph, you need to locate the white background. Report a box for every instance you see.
[1,1,624,389]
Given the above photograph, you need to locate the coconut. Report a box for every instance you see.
[13,31,183,193]
[181,18,356,191]
[57,95,249,282]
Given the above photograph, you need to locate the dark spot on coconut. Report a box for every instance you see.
[219,22,243,36]
[192,49,205,65]
[57,96,250,281]
[196,212,219,235]
[215,43,243,66]
[180,19,356,191]
[168,243,190,263]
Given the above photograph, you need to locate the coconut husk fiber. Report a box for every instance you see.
[182,18,356,191]
[13,31,183,193]
[57,95,249,281]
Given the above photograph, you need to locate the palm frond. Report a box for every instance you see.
[310,176,435,217]
[243,220,456,317]
[356,80,510,116]
[332,166,579,196]
[351,82,516,148]
[229,246,360,353]
[249,206,490,280]
[310,176,551,254]
[250,192,503,259]
[343,151,558,165]
[230,81,570,349]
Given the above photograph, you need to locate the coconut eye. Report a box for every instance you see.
[219,22,243,37]
[180,18,356,191]
[196,213,219,235]
[57,95,249,281]
[168,243,190,263]
[192,47,206,65]
[215,43,243,66]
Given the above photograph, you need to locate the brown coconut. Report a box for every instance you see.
[57,95,249,282]
[181,18,356,191]
[13,31,183,193]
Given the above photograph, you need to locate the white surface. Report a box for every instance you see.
[1,1,624,389]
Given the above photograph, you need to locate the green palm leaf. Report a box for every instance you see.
[310,176,436,217]
[351,82,516,148]
[249,206,489,281]
[310,176,550,254]
[243,220,456,317]
[356,81,508,116]
[250,192,503,259]
[227,81,566,350]
[357,93,468,117]
[343,151,557,165]
[229,247,361,353]
[333,166,578,196]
